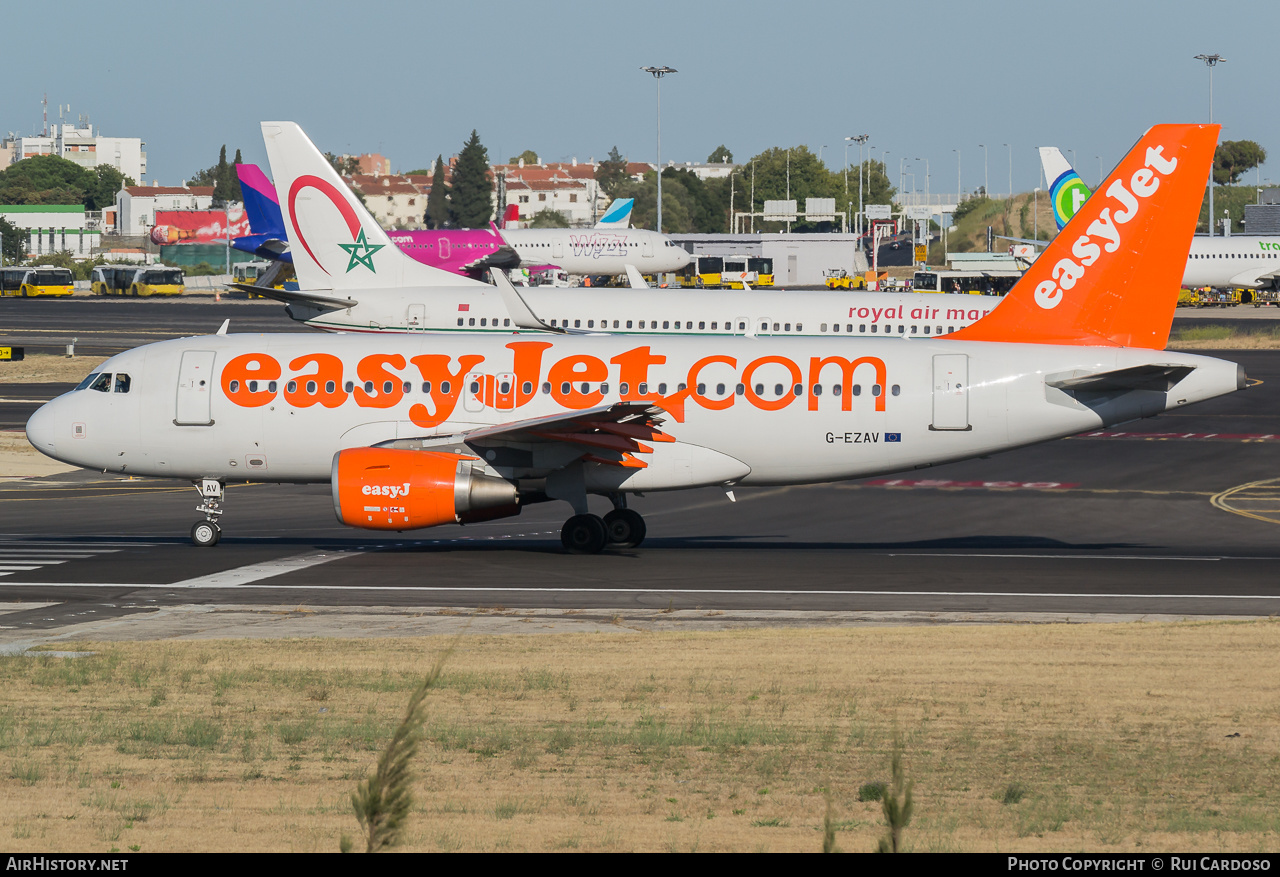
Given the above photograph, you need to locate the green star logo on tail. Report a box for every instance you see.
[339,229,385,273]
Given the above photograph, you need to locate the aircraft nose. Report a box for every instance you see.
[25,397,65,460]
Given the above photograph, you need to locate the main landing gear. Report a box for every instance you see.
[191,478,224,547]
[559,496,647,554]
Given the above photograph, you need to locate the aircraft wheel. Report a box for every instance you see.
[191,521,220,547]
[603,509,646,549]
[560,514,607,555]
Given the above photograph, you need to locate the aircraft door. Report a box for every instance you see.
[438,238,451,260]
[175,350,216,426]
[931,354,970,431]
[406,304,425,330]
[641,237,654,259]
[552,238,564,260]
[494,373,517,410]
[463,372,485,413]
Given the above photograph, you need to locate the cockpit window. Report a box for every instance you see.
[76,372,102,391]
[113,374,131,394]
[88,373,112,393]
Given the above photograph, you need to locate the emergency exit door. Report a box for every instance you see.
[175,350,216,426]
[931,354,970,431]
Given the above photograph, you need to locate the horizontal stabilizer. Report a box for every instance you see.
[1047,363,1195,393]
[230,283,356,309]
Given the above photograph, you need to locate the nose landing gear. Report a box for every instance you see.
[191,478,224,547]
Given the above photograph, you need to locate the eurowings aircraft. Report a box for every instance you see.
[1039,146,1280,293]
[251,122,1000,337]
[27,124,1244,553]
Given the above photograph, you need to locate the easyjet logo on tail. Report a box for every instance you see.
[1035,146,1177,310]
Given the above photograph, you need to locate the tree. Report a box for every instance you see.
[529,208,570,228]
[425,155,450,229]
[323,152,361,177]
[0,216,27,264]
[595,146,629,199]
[449,130,492,228]
[707,144,733,164]
[508,149,539,166]
[190,146,245,204]
[86,165,131,211]
[1214,140,1267,185]
[0,154,96,205]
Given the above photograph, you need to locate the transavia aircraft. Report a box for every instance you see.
[245,121,1002,338]
[27,124,1244,553]
[1038,146,1280,295]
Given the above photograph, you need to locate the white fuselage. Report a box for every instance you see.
[501,227,691,275]
[1182,235,1280,289]
[27,333,1240,497]
[297,286,1002,339]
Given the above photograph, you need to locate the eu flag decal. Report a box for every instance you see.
[886,433,902,443]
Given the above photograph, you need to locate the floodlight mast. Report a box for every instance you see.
[1194,53,1225,235]
[641,66,677,235]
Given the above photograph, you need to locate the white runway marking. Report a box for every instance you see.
[167,551,361,587]
[0,541,123,577]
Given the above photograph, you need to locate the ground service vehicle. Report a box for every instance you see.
[92,266,184,296]
[679,256,724,289]
[825,269,867,290]
[0,267,74,297]
[912,270,1021,295]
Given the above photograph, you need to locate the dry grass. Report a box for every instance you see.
[0,354,105,385]
[0,621,1277,852]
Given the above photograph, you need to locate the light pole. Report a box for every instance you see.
[853,135,868,237]
[818,145,828,167]
[641,65,676,233]
[979,143,988,197]
[1194,53,1224,235]
[953,148,961,203]
[1034,186,1040,242]
[1003,143,1012,199]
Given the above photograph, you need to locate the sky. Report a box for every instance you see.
[4,0,1276,197]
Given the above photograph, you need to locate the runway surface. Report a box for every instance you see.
[2,299,1279,628]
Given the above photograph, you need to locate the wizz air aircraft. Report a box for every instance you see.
[1040,146,1280,294]
[26,124,1243,553]
[250,122,1000,338]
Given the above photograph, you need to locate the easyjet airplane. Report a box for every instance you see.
[247,122,1002,338]
[26,124,1243,553]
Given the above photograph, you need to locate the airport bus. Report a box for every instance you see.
[678,255,724,289]
[912,269,1020,295]
[0,267,74,297]
[91,266,184,296]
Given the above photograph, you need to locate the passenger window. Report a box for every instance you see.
[468,318,475,326]
[346,381,355,393]
[793,384,803,396]
[588,320,595,328]
[620,382,630,395]
[639,382,648,394]
[891,385,901,396]
[910,326,917,334]
[422,381,432,394]
[402,382,412,394]
[480,318,487,327]
[457,318,464,326]
[847,324,853,332]
[658,383,668,394]
[773,383,784,395]
[833,384,842,397]
[228,380,239,393]
[268,381,277,393]
[735,384,744,395]
[796,323,802,332]
[852,385,862,396]
[89,373,113,393]
[873,384,882,397]
[113,374,131,393]
[663,321,670,329]
[812,384,822,396]
[574,320,581,328]
[871,325,878,333]
[542,382,551,394]
[858,324,864,332]
[711,322,718,330]
[699,321,706,330]
[522,381,532,394]
[924,326,931,334]
[287,380,298,393]
[364,381,375,393]
[626,320,634,329]
[561,382,570,394]
[327,381,337,393]
[441,381,451,394]
[307,380,318,394]
[382,381,394,395]
[600,382,609,394]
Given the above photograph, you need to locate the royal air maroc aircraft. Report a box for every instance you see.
[245,122,1002,338]
[1039,146,1280,297]
[232,158,680,279]
[26,124,1242,553]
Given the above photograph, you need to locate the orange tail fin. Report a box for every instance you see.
[947,124,1218,349]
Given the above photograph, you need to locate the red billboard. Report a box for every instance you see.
[150,208,250,245]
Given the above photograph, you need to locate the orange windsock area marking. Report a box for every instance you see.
[948,124,1219,349]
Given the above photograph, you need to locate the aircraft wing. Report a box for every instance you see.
[1228,266,1280,288]
[388,401,680,469]
[230,283,356,309]
[462,245,521,276]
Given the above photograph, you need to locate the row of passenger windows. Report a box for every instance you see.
[76,372,131,394]
[227,377,901,399]
[1191,252,1277,259]
[455,316,957,335]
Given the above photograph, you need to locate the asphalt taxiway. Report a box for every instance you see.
[2,299,1279,634]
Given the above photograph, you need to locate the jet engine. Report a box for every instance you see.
[332,448,519,531]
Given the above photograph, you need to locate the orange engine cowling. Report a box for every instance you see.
[332,448,519,531]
